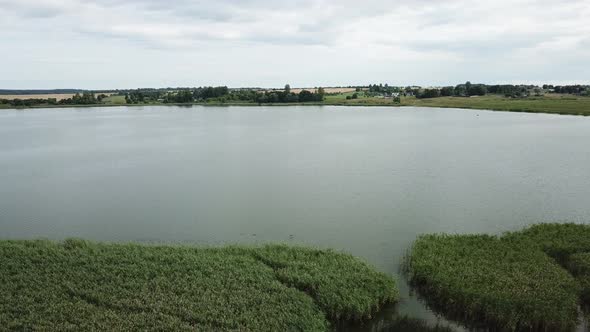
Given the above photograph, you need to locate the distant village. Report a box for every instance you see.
[350,83,590,99]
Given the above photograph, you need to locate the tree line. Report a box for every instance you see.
[414,82,590,99]
[1,83,588,106]
[156,84,325,104]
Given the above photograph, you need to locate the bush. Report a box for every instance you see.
[416,89,440,99]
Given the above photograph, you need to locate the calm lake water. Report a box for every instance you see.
[1,105,590,330]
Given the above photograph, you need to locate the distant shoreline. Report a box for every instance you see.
[2,97,589,117]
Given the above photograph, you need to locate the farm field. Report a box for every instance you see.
[101,95,126,104]
[0,94,76,101]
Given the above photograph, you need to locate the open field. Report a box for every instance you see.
[101,95,126,104]
[0,92,117,101]
[324,93,590,115]
[400,94,590,116]
[0,241,397,331]
[407,223,590,331]
[324,92,398,105]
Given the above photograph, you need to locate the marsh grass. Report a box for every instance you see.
[407,234,579,330]
[506,223,590,262]
[406,223,590,331]
[400,95,590,116]
[0,240,397,331]
[323,93,590,116]
[252,245,398,321]
[566,253,590,304]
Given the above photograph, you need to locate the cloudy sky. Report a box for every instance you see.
[1,0,589,89]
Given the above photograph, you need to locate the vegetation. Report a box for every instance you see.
[62,92,98,105]
[506,223,590,261]
[252,245,397,321]
[0,92,98,107]
[255,85,325,103]
[567,253,590,304]
[407,223,590,331]
[407,234,579,330]
[2,83,590,116]
[101,95,126,105]
[401,94,590,116]
[0,240,397,331]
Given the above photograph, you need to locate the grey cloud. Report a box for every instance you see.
[401,35,552,57]
[1,0,589,88]
[0,1,65,19]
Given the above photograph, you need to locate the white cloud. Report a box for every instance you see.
[0,0,588,88]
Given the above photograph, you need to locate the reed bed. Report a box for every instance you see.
[566,252,590,304]
[407,223,590,331]
[252,244,398,321]
[0,240,397,331]
[506,223,590,262]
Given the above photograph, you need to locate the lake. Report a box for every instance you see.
[1,105,590,330]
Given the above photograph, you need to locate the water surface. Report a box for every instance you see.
[1,105,590,330]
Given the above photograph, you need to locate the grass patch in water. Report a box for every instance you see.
[507,223,590,262]
[566,252,590,304]
[406,224,590,331]
[0,240,397,331]
[252,244,398,321]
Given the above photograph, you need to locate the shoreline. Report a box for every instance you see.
[1,99,589,116]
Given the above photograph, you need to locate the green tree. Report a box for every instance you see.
[440,86,455,96]
[317,87,325,101]
[298,90,314,102]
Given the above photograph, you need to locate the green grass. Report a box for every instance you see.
[322,93,590,116]
[324,93,399,106]
[400,94,590,116]
[506,223,590,262]
[252,245,397,321]
[511,224,590,307]
[0,240,397,331]
[407,233,580,330]
[101,95,127,105]
[566,253,590,304]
